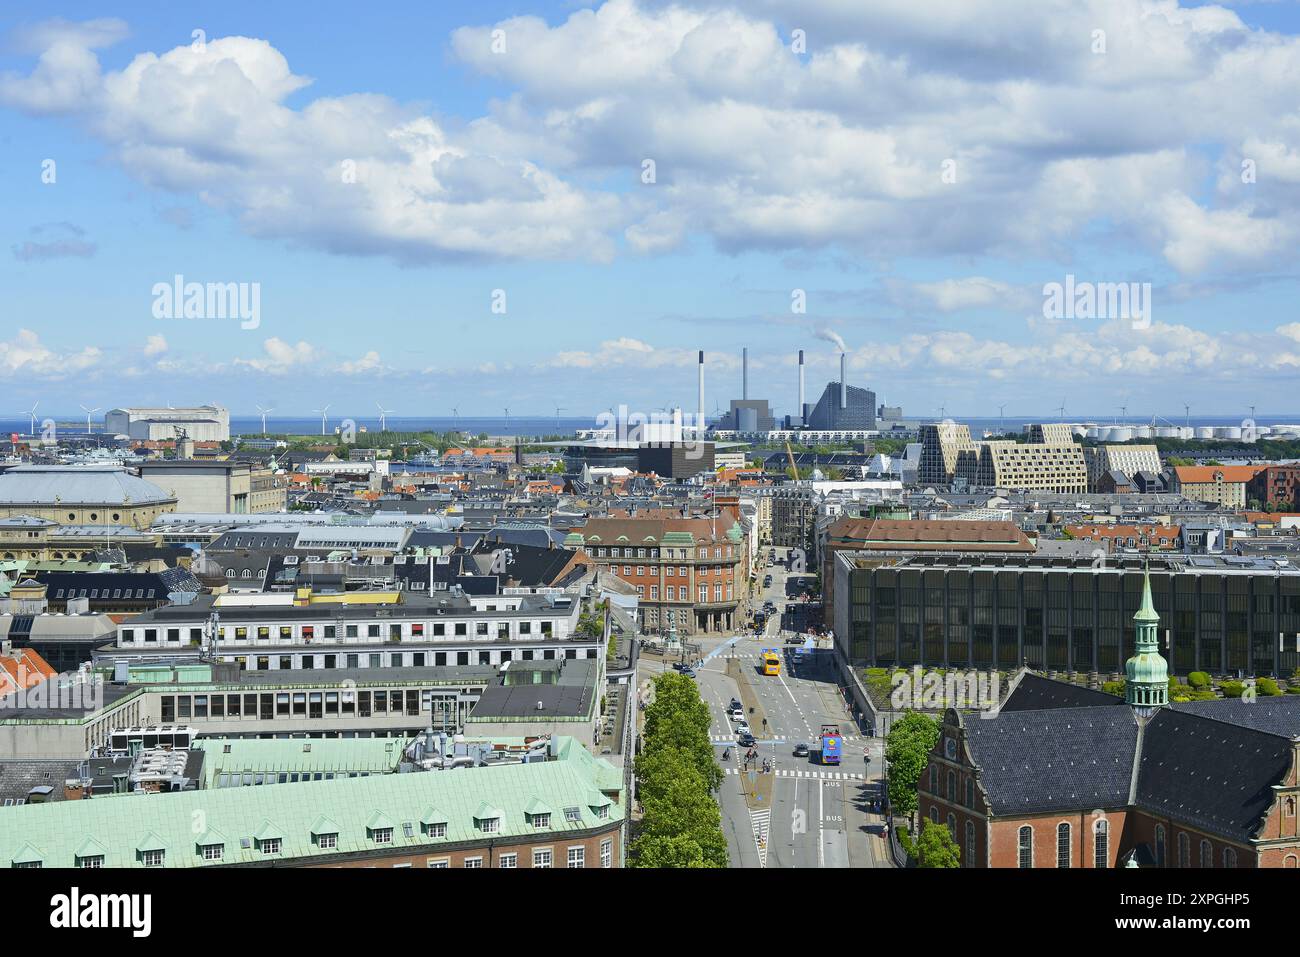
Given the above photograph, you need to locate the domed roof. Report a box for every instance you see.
[0,465,175,507]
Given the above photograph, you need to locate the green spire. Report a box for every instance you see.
[1125,569,1168,713]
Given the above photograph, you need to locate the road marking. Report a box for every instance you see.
[750,808,771,867]
[817,780,824,868]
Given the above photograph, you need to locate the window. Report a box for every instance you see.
[142,849,165,867]
[1094,819,1109,869]
[201,844,223,861]
[372,827,393,845]
[478,817,500,834]
[1223,847,1237,868]
[532,812,551,829]
[965,821,975,867]
[425,822,446,839]
[427,858,449,868]
[564,807,582,824]
[1018,826,1033,869]
[499,853,517,869]
[1199,840,1212,869]
[533,848,553,868]
[261,838,281,855]
[77,855,104,868]
[567,846,585,868]
[1056,823,1071,868]
[1178,832,1190,869]
[600,839,612,869]
[1154,825,1166,867]
[318,833,337,850]
[947,772,955,803]
[463,857,483,868]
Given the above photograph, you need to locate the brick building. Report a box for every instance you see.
[1247,464,1300,511]
[565,515,748,636]
[917,574,1300,868]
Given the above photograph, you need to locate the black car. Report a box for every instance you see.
[729,698,742,711]
[681,668,697,678]
[793,742,810,758]
[738,732,757,747]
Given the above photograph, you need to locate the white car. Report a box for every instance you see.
[728,707,745,721]
[734,721,751,737]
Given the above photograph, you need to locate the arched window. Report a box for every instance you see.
[965,778,973,808]
[1018,826,1033,869]
[930,806,939,824]
[965,820,976,867]
[1223,847,1237,869]
[1177,832,1189,868]
[1155,825,1166,867]
[1094,818,1109,869]
[1199,840,1212,868]
[1057,823,1071,868]
[1284,855,1297,869]
[929,765,936,793]
[947,772,956,802]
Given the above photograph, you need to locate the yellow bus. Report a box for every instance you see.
[761,650,781,676]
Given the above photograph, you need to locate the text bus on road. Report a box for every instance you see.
[760,650,781,676]
[819,724,842,765]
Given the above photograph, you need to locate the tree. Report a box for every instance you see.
[885,711,942,827]
[915,819,962,868]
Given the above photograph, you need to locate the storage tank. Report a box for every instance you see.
[1194,426,1214,439]
[1217,426,1242,440]
[1155,427,1177,438]
[1134,425,1153,439]
[1110,427,1134,442]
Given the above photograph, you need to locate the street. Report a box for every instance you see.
[638,546,891,868]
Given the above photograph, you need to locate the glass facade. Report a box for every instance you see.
[849,562,1300,676]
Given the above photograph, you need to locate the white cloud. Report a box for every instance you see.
[234,337,321,374]
[0,329,101,378]
[143,334,168,356]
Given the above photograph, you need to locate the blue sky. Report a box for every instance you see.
[2,0,1300,419]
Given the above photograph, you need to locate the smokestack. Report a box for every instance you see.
[798,350,805,426]
[697,350,705,436]
[840,353,847,409]
[742,347,748,401]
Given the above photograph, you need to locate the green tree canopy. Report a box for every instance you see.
[915,819,962,868]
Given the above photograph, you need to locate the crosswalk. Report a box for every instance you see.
[724,767,869,781]
[712,734,866,744]
[749,808,771,867]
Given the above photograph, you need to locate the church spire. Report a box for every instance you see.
[1125,568,1168,716]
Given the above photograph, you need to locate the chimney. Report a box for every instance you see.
[840,352,847,409]
[742,347,748,401]
[798,350,805,426]
[697,350,705,436]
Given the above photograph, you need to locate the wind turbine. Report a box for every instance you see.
[451,407,460,433]
[256,405,274,435]
[20,402,38,435]
[376,402,394,433]
[312,405,330,436]
[554,406,565,431]
[79,404,100,433]
[504,408,510,432]
[998,404,1006,435]
[1057,398,1067,423]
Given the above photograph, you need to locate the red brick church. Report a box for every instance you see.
[918,572,1300,868]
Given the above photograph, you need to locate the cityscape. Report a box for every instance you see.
[2,0,1296,934]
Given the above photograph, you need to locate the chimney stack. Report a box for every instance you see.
[840,352,847,409]
[697,350,705,436]
[742,347,749,401]
[798,350,805,426]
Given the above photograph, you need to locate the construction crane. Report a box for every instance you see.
[784,436,800,480]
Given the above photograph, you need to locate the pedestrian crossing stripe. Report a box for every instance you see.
[725,768,867,781]
[749,808,771,867]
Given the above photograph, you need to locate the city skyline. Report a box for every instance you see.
[4,1,1300,414]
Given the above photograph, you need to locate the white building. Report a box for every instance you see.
[106,406,230,443]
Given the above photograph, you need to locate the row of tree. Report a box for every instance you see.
[884,711,961,868]
[630,672,728,867]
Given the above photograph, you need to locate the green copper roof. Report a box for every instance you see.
[0,736,621,868]
[1134,571,1160,623]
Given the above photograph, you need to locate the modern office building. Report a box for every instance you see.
[918,423,978,486]
[1083,444,1162,491]
[833,552,1300,677]
[137,460,285,514]
[919,423,1088,493]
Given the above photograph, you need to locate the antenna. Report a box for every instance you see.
[998,404,1005,434]
[504,408,510,432]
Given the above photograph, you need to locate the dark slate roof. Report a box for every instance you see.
[1136,707,1293,842]
[999,672,1127,713]
[36,567,201,601]
[963,706,1138,814]
[0,760,82,804]
[468,540,576,587]
[1169,696,1300,738]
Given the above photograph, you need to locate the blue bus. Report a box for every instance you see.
[819,724,842,765]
